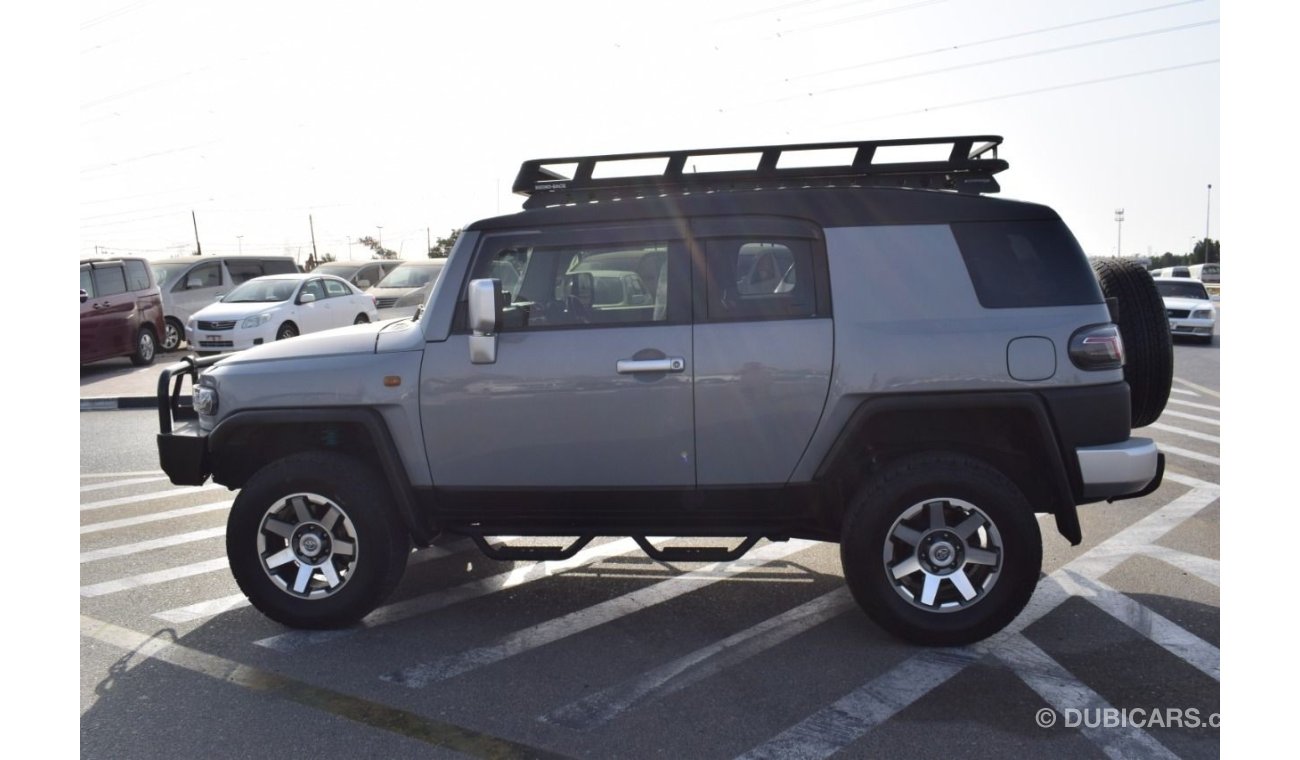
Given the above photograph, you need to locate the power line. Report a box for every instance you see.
[836,58,1219,125]
[770,0,953,37]
[789,0,1205,81]
[731,18,1218,110]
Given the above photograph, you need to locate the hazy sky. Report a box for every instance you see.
[79,0,1220,264]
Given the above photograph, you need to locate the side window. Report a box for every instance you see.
[323,278,351,298]
[705,239,816,320]
[124,260,152,291]
[185,262,223,289]
[226,260,265,284]
[92,265,128,297]
[469,237,682,330]
[359,265,379,285]
[300,279,326,302]
[81,267,95,297]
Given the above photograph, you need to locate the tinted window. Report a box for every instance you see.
[92,266,127,297]
[81,267,94,297]
[1154,280,1209,300]
[951,220,1103,308]
[261,259,298,275]
[705,239,816,320]
[124,260,152,291]
[226,260,265,284]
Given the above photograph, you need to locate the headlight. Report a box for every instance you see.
[241,313,272,329]
[193,386,218,416]
[1191,309,1213,320]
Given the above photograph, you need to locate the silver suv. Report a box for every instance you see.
[157,136,1169,646]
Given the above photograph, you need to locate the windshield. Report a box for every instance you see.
[223,279,298,303]
[1155,280,1209,300]
[376,263,443,289]
[151,261,194,287]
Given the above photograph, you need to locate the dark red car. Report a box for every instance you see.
[80,256,166,366]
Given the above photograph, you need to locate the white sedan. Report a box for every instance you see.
[1153,276,1217,344]
[186,273,379,353]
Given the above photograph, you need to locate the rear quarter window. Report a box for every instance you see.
[951,220,1103,308]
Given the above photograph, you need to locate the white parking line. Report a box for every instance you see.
[1166,397,1220,413]
[154,593,249,624]
[80,470,166,479]
[256,537,646,651]
[1138,545,1219,587]
[1159,445,1220,466]
[81,501,233,535]
[1158,409,1220,427]
[382,540,815,688]
[1148,422,1220,444]
[1172,377,1219,399]
[81,483,226,512]
[1170,388,1199,397]
[80,476,173,493]
[542,588,855,731]
[81,526,226,563]
[80,557,229,597]
[994,634,1180,759]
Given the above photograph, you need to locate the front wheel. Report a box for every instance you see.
[226,452,410,628]
[840,453,1041,646]
[276,322,299,341]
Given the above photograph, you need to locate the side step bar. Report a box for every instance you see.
[466,534,766,563]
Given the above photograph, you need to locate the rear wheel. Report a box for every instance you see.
[226,452,410,628]
[354,314,369,324]
[840,453,1041,646]
[1091,258,1173,428]
[129,326,157,366]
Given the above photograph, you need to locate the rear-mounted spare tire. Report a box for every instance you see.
[1091,258,1173,428]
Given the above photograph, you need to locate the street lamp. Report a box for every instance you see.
[1204,184,1213,264]
[376,226,383,249]
[236,235,243,255]
[1115,208,1124,257]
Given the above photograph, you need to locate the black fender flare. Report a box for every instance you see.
[209,407,434,545]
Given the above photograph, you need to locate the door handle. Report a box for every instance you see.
[616,357,686,374]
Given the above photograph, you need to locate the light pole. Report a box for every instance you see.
[1115,208,1125,257]
[1204,184,1213,264]
[376,226,383,249]
[236,235,243,255]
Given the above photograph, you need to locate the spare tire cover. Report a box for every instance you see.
[1091,258,1173,428]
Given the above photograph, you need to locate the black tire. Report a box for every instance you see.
[1091,258,1173,428]
[354,314,369,324]
[161,318,184,352]
[840,453,1041,646]
[129,326,157,366]
[276,322,299,341]
[226,451,410,628]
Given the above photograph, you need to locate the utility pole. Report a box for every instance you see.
[1114,208,1124,257]
[427,227,431,258]
[1204,184,1213,264]
[237,235,244,255]
[309,214,319,261]
[192,211,203,255]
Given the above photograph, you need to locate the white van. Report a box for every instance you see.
[149,256,298,351]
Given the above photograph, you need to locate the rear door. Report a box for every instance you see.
[690,217,834,485]
[88,263,135,359]
[421,224,695,487]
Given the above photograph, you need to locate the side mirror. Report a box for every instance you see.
[299,292,317,304]
[467,278,502,364]
[80,289,89,304]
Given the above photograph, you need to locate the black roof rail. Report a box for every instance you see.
[513,135,1007,209]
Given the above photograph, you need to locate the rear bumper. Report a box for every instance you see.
[1076,437,1162,500]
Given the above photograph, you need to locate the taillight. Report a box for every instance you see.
[1069,324,1125,370]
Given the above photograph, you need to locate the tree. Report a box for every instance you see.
[356,236,398,260]
[429,228,461,259]
[1192,238,1220,265]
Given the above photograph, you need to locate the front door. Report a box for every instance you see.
[421,225,695,488]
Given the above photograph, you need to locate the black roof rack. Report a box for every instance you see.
[513,135,1006,209]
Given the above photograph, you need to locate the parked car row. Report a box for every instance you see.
[80,254,447,366]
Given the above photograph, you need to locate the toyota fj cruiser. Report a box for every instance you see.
[157,136,1169,645]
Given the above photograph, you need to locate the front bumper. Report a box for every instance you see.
[1168,317,1215,338]
[156,355,220,486]
[187,323,275,352]
[1076,437,1163,501]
